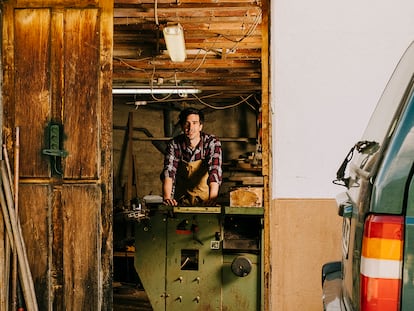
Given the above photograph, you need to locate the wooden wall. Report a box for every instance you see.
[1,0,113,309]
[270,199,342,311]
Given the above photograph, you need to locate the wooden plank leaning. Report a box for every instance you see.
[10,127,19,311]
[2,143,14,311]
[0,197,10,311]
[0,161,38,311]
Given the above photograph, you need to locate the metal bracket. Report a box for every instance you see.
[42,123,68,175]
[42,124,68,158]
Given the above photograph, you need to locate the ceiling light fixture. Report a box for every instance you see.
[163,23,186,62]
[112,88,201,95]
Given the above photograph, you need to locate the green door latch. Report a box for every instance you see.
[42,123,68,174]
[42,124,68,157]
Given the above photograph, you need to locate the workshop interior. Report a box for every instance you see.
[112,1,267,310]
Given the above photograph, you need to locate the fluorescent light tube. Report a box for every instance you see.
[112,88,201,95]
[163,24,186,62]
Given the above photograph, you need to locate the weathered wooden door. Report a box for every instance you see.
[1,0,113,310]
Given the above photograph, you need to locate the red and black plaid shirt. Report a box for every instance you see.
[162,132,222,185]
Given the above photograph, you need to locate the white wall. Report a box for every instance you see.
[272,0,414,198]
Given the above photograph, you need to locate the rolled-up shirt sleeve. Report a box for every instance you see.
[162,139,180,181]
[207,137,222,185]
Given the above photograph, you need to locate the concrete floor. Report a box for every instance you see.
[113,283,152,311]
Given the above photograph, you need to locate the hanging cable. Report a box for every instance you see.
[149,65,172,101]
[192,93,255,110]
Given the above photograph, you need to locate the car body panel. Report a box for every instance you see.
[322,270,343,311]
[322,41,414,311]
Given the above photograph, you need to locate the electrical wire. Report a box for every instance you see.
[240,95,259,111]
[192,93,255,110]
[149,66,173,101]
[115,6,262,108]
[123,92,259,113]
[114,57,149,71]
[228,9,262,52]
[124,92,224,106]
[184,35,222,73]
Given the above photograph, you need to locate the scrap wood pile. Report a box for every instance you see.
[0,128,38,311]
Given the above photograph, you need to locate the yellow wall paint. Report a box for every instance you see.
[270,199,342,310]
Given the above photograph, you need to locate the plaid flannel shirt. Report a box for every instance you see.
[162,132,222,185]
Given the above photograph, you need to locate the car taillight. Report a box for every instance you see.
[360,214,404,311]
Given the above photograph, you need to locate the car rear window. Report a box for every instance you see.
[361,43,414,152]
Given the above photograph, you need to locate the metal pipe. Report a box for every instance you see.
[163,109,173,137]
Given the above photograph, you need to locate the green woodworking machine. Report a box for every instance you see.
[134,204,264,311]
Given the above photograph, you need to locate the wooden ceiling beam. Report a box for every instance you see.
[113,71,261,81]
[113,19,261,31]
[113,70,261,80]
[114,7,261,17]
[113,42,262,52]
[113,32,261,46]
[111,84,262,93]
[114,15,260,26]
[115,0,259,7]
[112,0,264,105]
[113,74,260,83]
[113,57,261,68]
[113,31,261,39]
[113,51,262,60]
[113,24,262,35]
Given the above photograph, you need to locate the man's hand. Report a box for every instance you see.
[163,198,178,206]
[202,199,218,207]
[163,177,177,206]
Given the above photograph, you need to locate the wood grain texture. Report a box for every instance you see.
[2,1,113,310]
[63,9,100,179]
[14,9,51,177]
[19,184,50,310]
[62,185,100,311]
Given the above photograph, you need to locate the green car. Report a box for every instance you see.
[322,41,414,311]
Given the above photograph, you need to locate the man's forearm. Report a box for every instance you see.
[163,177,173,200]
[208,182,219,200]
[163,177,178,206]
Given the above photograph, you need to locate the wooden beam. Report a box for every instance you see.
[114,7,261,18]
[115,0,259,6]
[260,1,271,311]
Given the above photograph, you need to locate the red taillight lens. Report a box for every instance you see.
[361,214,404,311]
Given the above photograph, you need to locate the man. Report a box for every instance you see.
[161,108,222,206]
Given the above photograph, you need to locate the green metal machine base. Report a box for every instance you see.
[134,206,263,311]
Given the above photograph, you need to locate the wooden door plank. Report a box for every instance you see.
[14,9,51,177]
[19,184,50,310]
[63,9,100,179]
[51,10,65,122]
[97,0,114,309]
[62,185,100,311]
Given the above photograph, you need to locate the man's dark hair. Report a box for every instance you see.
[178,108,204,125]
